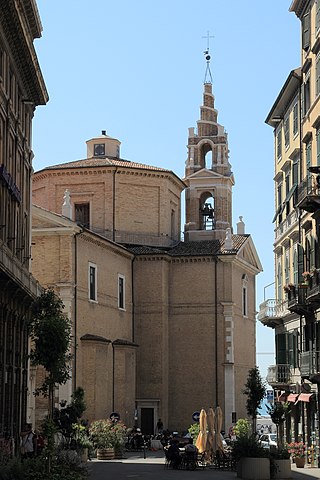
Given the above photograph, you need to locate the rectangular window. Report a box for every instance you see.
[242,286,247,316]
[75,203,90,228]
[304,77,311,115]
[306,141,312,188]
[277,129,282,160]
[285,172,290,216]
[284,117,290,147]
[118,274,125,310]
[88,263,97,301]
[293,103,298,136]
[277,183,283,223]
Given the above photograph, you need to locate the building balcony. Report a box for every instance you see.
[305,271,320,307]
[296,175,320,213]
[300,351,320,382]
[287,286,312,315]
[275,210,299,243]
[266,364,292,387]
[258,299,290,327]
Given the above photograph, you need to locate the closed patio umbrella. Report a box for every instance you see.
[205,407,215,462]
[215,406,224,453]
[195,408,207,453]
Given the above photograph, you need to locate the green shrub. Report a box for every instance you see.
[187,423,200,441]
[0,455,87,480]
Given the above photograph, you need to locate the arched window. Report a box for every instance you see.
[242,274,248,317]
[199,193,214,230]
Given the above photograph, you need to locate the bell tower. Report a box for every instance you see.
[184,52,234,242]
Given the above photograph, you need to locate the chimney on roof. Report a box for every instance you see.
[62,189,72,220]
[102,130,107,135]
[237,216,245,234]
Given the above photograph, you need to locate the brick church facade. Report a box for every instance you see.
[30,81,262,434]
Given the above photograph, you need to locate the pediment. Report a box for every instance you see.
[237,236,263,273]
[186,168,225,180]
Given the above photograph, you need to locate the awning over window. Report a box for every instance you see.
[287,393,299,402]
[297,393,313,402]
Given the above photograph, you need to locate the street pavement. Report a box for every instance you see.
[87,450,320,480]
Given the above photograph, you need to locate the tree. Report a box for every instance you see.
[29,288,72,471]
[243,366,266,434]
[267,401,290,449]
[29,288,72,415]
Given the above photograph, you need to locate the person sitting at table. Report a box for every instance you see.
[166,439,182,469]
[185,437,198,454]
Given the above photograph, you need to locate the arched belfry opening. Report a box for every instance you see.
[199,142,213,169]
[199,192,215,230]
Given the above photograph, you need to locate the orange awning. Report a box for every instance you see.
[287,393,299,402]
[298,393,313,402]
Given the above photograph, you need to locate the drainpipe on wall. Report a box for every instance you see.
[131,256,135,342]
[214,256,218,406]
[112,167,118,242]
[112,342,115,411]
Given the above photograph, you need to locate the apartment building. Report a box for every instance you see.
[0,0,48,445]
[259,0,320,448]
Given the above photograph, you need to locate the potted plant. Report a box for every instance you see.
[89,419,116,460]
[270,447,291,479]
[111,421,128,458]
[232,432,270,480]
[287,441,306,468]
[71,423,93,462]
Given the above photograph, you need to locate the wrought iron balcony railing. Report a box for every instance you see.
[296,175,320,212]
[300,350,320,381]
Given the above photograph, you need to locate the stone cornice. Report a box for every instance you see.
[33,166,186,191]
[0,0,48,105]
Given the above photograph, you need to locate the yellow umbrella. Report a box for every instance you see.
[215,406,224,453]
[205,407,215,462]
[195,408,207,453]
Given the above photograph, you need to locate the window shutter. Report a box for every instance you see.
[303,9,310,51]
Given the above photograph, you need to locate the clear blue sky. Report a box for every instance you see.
[33,0,301,379]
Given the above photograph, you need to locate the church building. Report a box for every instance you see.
[30,68,262,433]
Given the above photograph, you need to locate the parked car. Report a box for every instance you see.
[259,433,277,449]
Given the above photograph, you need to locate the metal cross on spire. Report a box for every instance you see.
[202,31,214,84]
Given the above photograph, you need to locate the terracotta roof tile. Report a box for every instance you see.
[129,235,249,257]
[41,156,170,173]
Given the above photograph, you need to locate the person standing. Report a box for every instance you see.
[156,418,163,434]
[20,424,35,459]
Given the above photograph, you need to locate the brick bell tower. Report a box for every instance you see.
[184,50,234,242]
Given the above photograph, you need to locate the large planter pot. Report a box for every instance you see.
[294,457,305,468]
[273,459,292,479]
[97,447,114,460]
[240,457,270,480]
